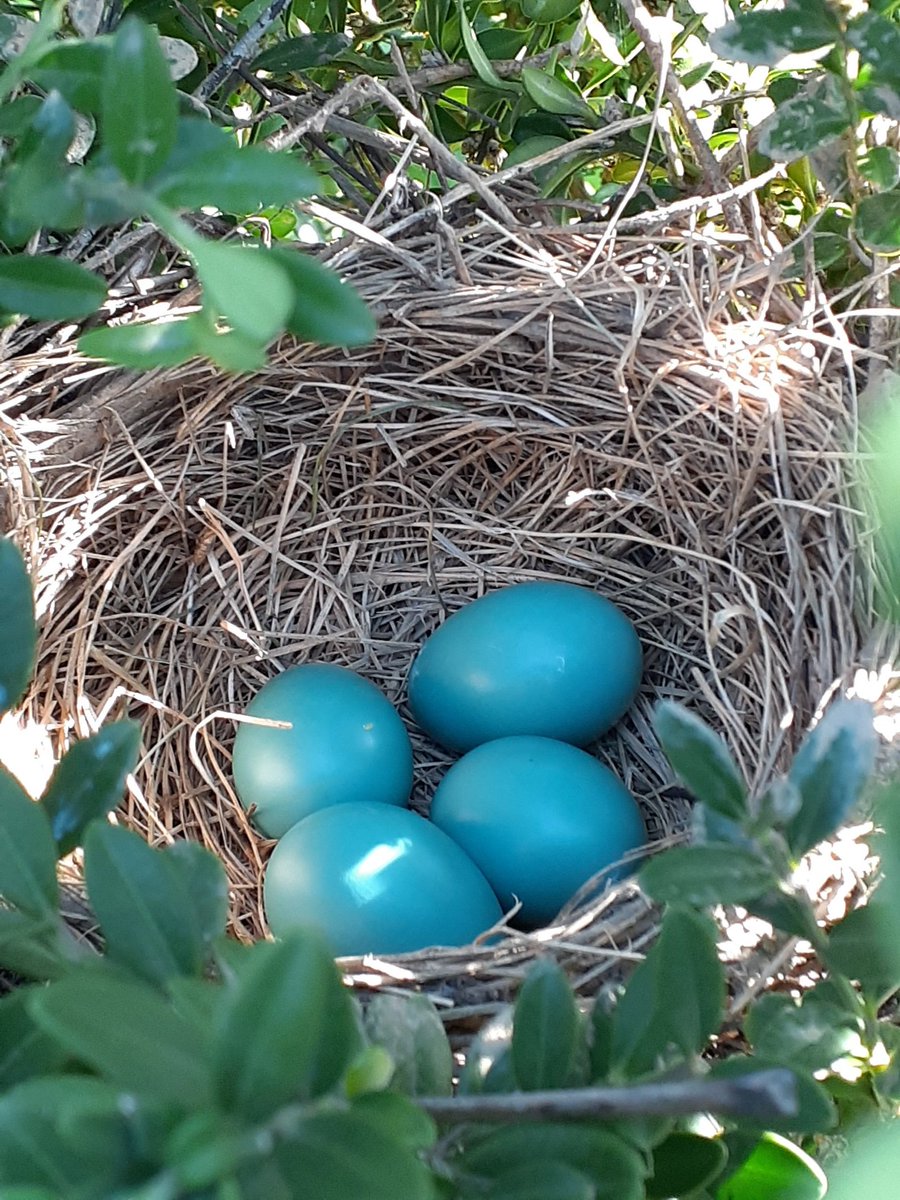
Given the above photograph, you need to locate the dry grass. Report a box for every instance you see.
[0,208,884,1014]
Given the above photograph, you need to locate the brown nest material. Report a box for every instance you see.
[0,212,878,1022]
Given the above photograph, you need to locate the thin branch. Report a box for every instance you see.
[193,0,291,102]
[418,1069,798,1125]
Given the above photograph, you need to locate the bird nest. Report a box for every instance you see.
[0,208,876,1024]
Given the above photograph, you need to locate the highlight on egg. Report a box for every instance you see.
[263,801,505,956]
[232,663,413,839]
[407,581,643,753]
[430,735,646,929]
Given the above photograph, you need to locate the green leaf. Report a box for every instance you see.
[40,721,139,857]
[848,12,900,90]
[647,1132,728,1199]
[589,995,614,1082]
[744,888,823,944]
[0,95,42,137]
[460,1124,645,1200]
[716,1131,826,1200]
[363,992,453,1096]
[758,80,853,162]
[0,255,106,322]
[0,766,59,917]
[163,1109,241,1190]
[785,699,877,856]
[861,380,900,619]
[268,246,376,347]
[152,123,319,213]
[653,702,747,820]
[165,840,229,949]
[0,538,36,715]
[859,147,900,190]
[30,39,109,114]
[855,191,900,253]
[28,969,213,1106]
[79,317,200,369]
[456,0,515,91]
[519,0,581,24]
[213,932,362,1120]
[611,906,724,1076]
[188,315,269,373]
[253,32,351,73]
[0,990,68,1088]
[745,992,862,1072]
[0,908,69,981]
[511,959,579,1090]
[273,1109,435,1200]
[710,6,838,67]
[708,1056,836,1135]
[640,843,777,907]
[521,68,596,122]
[458,1005,514,1095]
[0,1075,159,1196]
[484,1161,596,1200]
[1,93,84,241]
[102,16,177,183]
[343,1045,396,1098]
[84,823,205,984]
[189,240,292,343]
[825,901,900,1005]
[350,1091,438,1153]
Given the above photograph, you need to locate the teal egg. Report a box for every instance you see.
[232,664,413,839]
[430,736,646,928]
[263,801,504,955]
[407,582,642,752]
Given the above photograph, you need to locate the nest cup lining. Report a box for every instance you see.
[5,218,866,1018]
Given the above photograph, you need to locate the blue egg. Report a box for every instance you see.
[430,736,646,928]
[407,582,642,752]
[263,802,504,955]
[232,664,413,839]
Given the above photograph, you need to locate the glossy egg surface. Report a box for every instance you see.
[407,582,642,752]
[263,801,504,955]
[232,664,413,839]
[430,735,646,928]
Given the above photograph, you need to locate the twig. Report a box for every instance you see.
[418,1070,798,1124]
[619,0,744,232]
[193,0,291,102]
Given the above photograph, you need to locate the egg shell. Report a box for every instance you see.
[430,735,646,928]
[407,581,642,752]
[232,664,413,839]
[263,801,505,956]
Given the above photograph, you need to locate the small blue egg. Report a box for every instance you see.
[263,802,504,955]
[232,664,413,838]
[407,582,642,752]
[430,736,646,928]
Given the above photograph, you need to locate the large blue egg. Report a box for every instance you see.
[263,802,504,955]
[430,736,646,928]
[232,664,413,839]
[407,582,642,752]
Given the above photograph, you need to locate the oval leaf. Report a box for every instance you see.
[717,1131,826,1200]
[28,971,214,1106]
[79,318,201,370]
[785,698,877,856]
[269,246,376,347]
[0,255,106,322]
[0,767,58,918]
[0,538,36,715]
[102,16,177,183]
[758,79,851,162]
[0,989,68,1088]
[214,932,362,1120]
[457,0,516,91]
[855,191,900,254]
[253,32,352,74]
[84,823,205,984]
[512,959,580,1090]
[521,67,595,121]
[709,1056,836,1135]
[364,993,453,1096]
[487,1160,596,1200]
[164,840,229,950]
[30,40,109,114]
[654,701,747,820]
[40,720,139,857]
[640,844,777,907]
[190,240,292,342]
[647,1131,728,1199]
